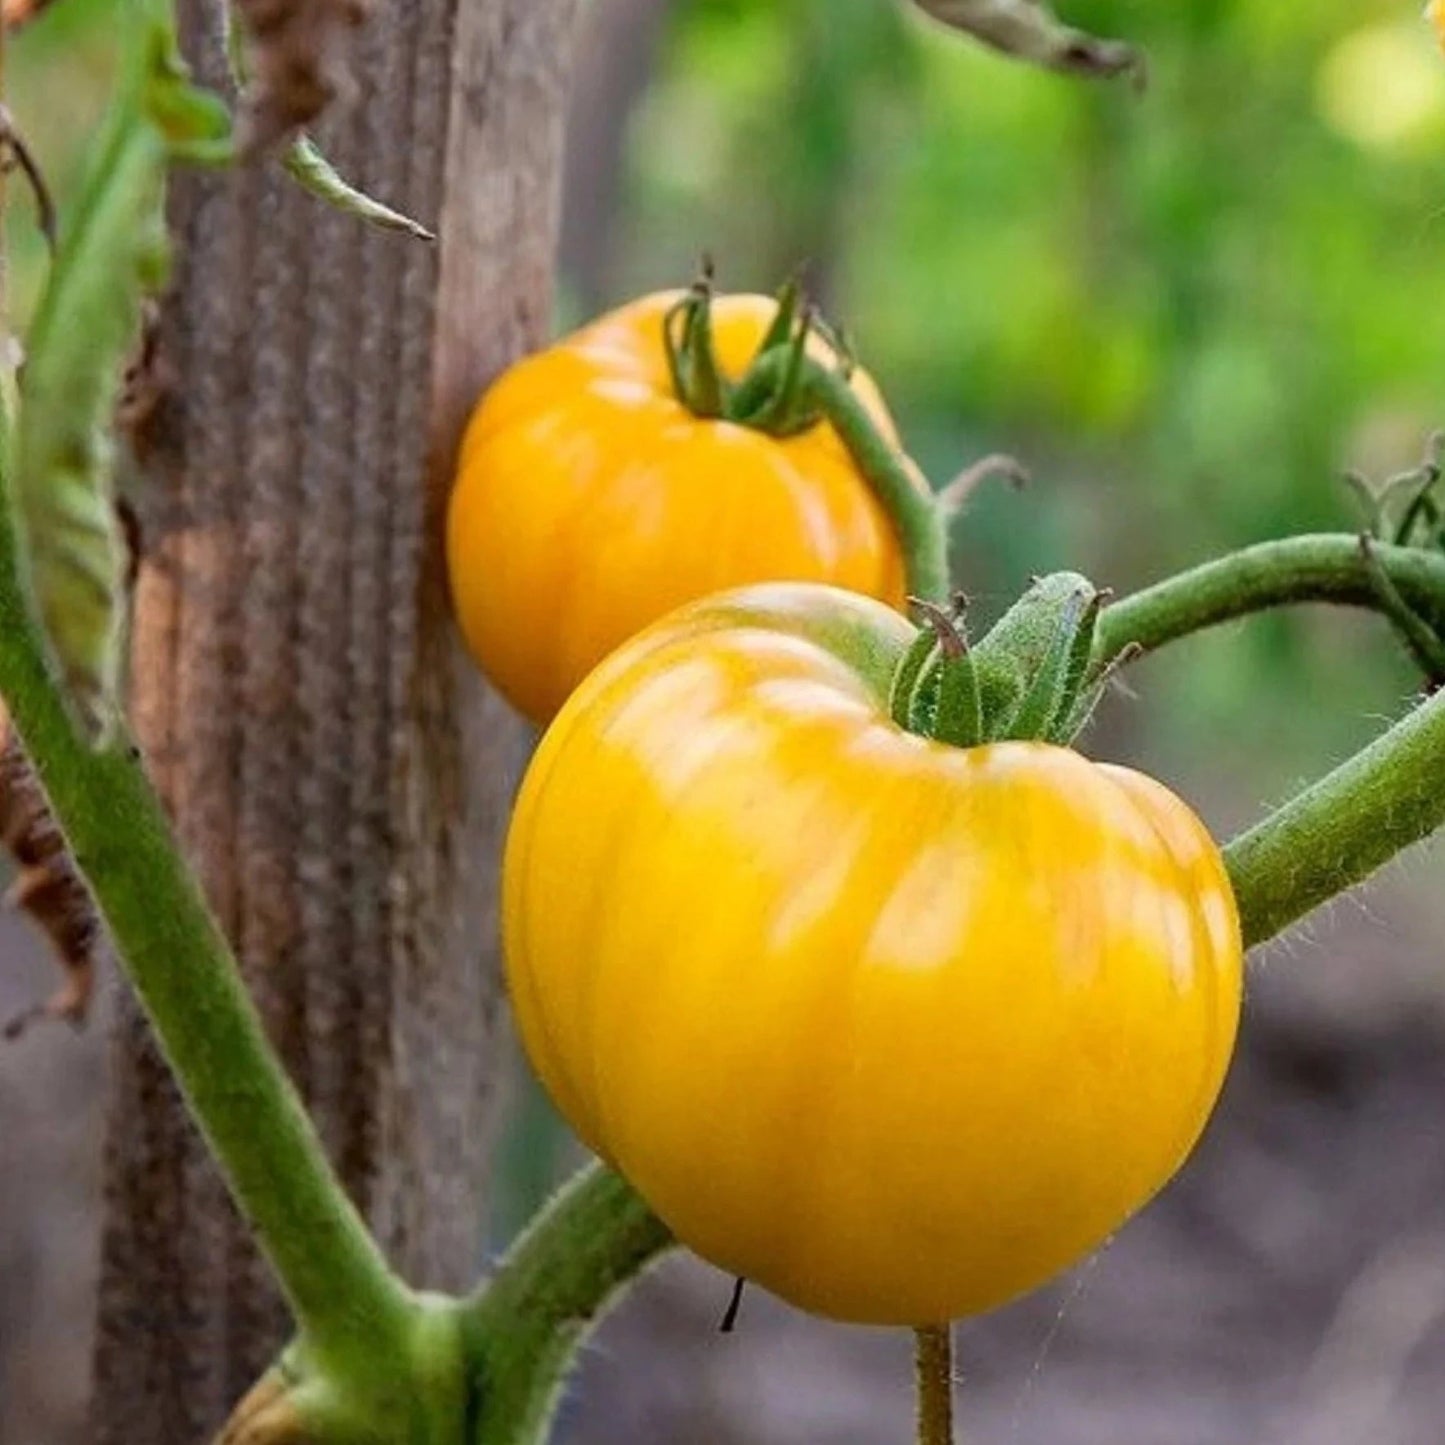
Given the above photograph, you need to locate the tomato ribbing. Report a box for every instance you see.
[503,581,1243,1325]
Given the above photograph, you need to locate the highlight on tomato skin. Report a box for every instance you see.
[501,581,1245,1327]
[445,288,918,727]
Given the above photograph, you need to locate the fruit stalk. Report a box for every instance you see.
[915,1325,956,1445]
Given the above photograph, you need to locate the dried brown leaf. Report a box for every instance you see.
[0,703,101,1040]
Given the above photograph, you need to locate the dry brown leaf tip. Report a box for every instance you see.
[0,705,101,1040]
[234,0,373,155]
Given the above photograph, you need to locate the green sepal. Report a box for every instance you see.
[1399,492,1442,550]
[994,586,1093,742]
[889,623,939,729]
[968,572,1105,744]
[732,304,823,438]
[907,598,980,747]
[932,648,982,747]
[906,657,942,737]
[755,276,803,358]
[887,575,1111,747]
[662,277,729,419]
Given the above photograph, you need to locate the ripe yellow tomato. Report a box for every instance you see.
[447,292,916,725]
[503,583,1243,1325]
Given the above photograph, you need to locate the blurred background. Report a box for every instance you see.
[5,0,1445,1440]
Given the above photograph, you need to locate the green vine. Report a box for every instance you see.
[1224,683,1445,947]
[8,480,1445,1439]
[1092,533,1445,675]
[463,1166,674,1445]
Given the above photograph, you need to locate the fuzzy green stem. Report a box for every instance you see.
[1092,534,1445,671]
[733,352,951,603]
[0,490,414,1377]
[463,1163,674,1445]
[915,1325,955,1445]
[1225,683,1445,949]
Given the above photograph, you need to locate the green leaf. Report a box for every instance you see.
[8,14,193,742]
[283,137,435,241]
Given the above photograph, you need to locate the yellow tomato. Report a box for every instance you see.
[447,292,917,725]
[503,583,1243,1325]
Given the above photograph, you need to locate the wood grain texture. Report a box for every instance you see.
[91,2,577,1437]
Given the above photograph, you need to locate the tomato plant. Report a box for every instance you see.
[503,582,1243,1324]
[8,5,1445,1445]
[446,280,953,724]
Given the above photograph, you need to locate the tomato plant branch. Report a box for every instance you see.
[463,1163,673,1445]
[1091,534,1445,672]
[1224,681,1445,948]
[0,492,416,1383]
[733,350,953,603]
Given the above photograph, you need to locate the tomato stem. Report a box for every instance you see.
[1225,679,1445,949]
[463,1163,674,1445]
[915,1324,956,1445]
[662,276,956,603]
[1090,534,1445,680]
[782,355,952,602]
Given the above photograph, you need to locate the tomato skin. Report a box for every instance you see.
[447,292,913,725]
[503,583,1243,1326]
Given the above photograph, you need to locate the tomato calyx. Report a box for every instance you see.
[660,266,956,602]
[661,266,854,438]
[891,572,1128,747]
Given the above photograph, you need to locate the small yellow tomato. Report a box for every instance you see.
[503,583,1243,1326]
[447,291,917,725]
